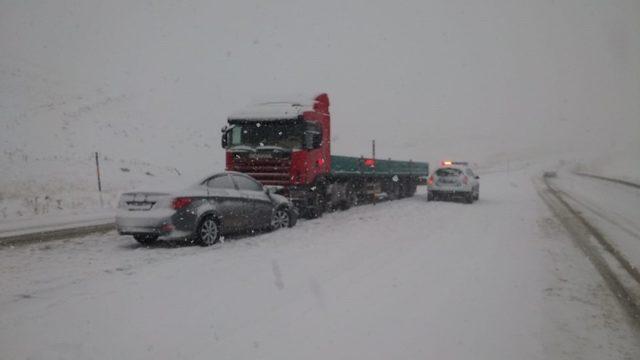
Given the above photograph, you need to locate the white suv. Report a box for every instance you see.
[427,163,479,203]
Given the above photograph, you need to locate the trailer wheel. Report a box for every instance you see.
[407,183,417,197]
[399,180,411,198]
[389,182,401,200]
[340,184,358,210]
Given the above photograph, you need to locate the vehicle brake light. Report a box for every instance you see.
[171,197,192,209]
[428,176,434,185]
[364,158,376,167]
[442,160,453,166]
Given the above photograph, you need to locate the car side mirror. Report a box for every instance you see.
[475,176,480,180]
[264,187,272,195]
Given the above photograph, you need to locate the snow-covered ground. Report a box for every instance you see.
[1,167,639,360]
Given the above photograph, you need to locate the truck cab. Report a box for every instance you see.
[222,93,331,190]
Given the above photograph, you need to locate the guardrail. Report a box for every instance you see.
[0,220,115,246]
[573,172,640,189]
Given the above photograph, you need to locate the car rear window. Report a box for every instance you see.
[206,175,236,189]
[435,168,463,177]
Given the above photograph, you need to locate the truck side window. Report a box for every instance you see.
[231,126,242,146]
[305,122,322,149]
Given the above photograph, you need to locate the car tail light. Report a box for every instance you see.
[462,176,468,185]
[171,197,192,209]
[428,176,434,185]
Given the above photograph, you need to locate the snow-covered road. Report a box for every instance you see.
[549,172,640,274]
[1,169,639,360]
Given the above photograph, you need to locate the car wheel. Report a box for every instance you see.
[133,234,158,245]
[465,192,474,204]
[271,207,291,230]
[197,216,220,246]
[427,191,434,201]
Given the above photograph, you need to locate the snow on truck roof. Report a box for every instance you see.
[228,102,311,121]
[228,93,328,121]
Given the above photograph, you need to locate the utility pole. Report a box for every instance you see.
[372,139,377,205]
[95,152,104,207]
[372,139,376,159]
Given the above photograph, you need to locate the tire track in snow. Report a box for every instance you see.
[537,175,640,329]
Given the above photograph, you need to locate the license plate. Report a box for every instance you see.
[438,180,460,187]
[127,202,153,211]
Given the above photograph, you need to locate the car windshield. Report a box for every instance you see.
[228,121,306,150]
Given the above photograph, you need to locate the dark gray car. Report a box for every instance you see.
[116,171,298,246]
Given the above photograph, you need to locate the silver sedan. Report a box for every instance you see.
[116,171,298,246]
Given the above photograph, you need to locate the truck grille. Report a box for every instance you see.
[232,158,291,186]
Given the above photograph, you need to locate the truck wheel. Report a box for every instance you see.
[306,192,325,218]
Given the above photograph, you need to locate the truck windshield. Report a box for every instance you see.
[228,121,306,150]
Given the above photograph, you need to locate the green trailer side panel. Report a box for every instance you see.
[330,155,428,176]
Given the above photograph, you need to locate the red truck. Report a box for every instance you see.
[221,93,429,217]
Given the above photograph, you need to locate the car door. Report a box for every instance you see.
[231,174,273,228]
[205,174,249,231]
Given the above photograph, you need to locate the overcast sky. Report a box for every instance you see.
[1,0,639,171]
